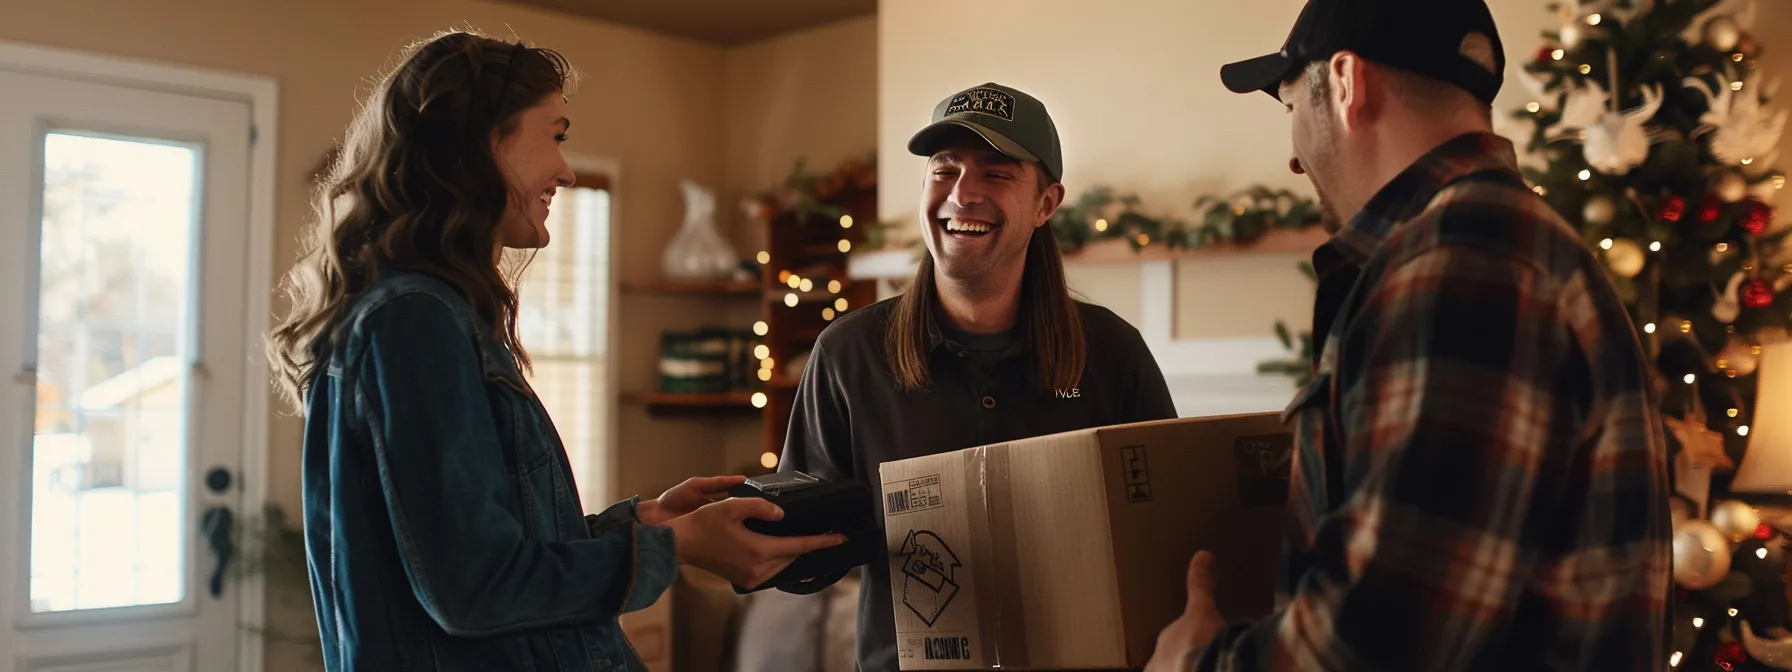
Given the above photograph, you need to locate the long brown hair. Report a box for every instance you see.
[884,225,1086,393]
[267,30,573,411]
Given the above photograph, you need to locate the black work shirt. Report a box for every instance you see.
[778,297,1177,672]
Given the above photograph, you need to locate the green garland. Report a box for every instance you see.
[1049,185,1323,253]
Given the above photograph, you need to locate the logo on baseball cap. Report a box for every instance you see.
[907,82,1063,183]
[1220,0,1507,105]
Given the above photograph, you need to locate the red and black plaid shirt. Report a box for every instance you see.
[1197,133,1672,671]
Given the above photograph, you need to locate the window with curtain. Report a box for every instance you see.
[515,176,611,508]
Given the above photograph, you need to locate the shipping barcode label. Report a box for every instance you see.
[884,475,944,516]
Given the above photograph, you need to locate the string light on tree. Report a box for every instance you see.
[756,250,770,264]
[753,320,768,336]
[761,452,778,469]
[834,297,849,312]
[751,392,767,409]
[828,279,842,293]
[839,214,853,229]
[838,239,852,253]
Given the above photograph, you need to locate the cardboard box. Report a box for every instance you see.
[620,579,675,672]
[877,413,1292,670]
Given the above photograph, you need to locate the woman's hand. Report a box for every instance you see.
[665,497,846,589]
[637,475,746,527]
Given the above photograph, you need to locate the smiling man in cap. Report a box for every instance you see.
[778,82,1176,672]
[1146,0,1672,670]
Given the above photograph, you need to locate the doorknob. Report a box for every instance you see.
[201,466,234,599]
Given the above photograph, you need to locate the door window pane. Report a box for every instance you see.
[29,132,196,612]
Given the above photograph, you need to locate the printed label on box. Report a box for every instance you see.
[884,475,945,516]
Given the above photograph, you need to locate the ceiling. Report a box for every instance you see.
[490,0,877,46]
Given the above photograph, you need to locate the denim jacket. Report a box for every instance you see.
[301,269,677,671]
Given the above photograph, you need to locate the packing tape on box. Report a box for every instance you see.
[963,444,1029,668]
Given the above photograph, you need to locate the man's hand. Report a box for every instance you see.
[638,475,745,527]
[1145,550,1227,672]
[665,497,845,589]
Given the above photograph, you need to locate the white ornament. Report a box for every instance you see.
[1714,272,1746,323]
[1710,499,1761,541]
[1672,519,1734,589]
[1560,23,1584,49]
[1552,81,1666,175]
[1704,15,1742,51]
[1741,620,1792,671]
[1685,72,1788,167]
[1683,0,1761,44]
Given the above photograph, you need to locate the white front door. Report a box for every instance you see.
[0,65,253,672]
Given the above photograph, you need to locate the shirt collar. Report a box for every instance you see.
[1315,132,1524,275]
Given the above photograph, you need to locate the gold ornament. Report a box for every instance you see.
[1583,195,1617,225]
[1715,170,1750,203]
[1704,15,1742,52]
[1604,238,1646,278]
[1672,518,1734,589]
[1710,499,1762,542]
[1717,339,1761,377]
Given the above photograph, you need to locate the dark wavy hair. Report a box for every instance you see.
[267,30,573,411]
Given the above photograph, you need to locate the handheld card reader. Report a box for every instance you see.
[727,471,881,594]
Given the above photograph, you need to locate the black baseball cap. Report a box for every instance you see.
[907,82,1063,183]
[1221,0,1507,105]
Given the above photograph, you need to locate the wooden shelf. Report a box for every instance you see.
[621,279,761,297]
[844,228,1331,280]
[619,390,764,417]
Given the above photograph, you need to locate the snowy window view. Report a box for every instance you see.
[29,132,195,613]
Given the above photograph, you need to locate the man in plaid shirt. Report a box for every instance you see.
[1145,0,1673,670]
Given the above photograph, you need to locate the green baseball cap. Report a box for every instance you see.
[906,82,1063,183]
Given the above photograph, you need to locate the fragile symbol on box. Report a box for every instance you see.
[897,530,961,626]
[1121,445,1151,503]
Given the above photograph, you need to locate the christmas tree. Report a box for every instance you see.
[1508,0,1792,669]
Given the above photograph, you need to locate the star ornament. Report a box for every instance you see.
[1666,415,1736,471]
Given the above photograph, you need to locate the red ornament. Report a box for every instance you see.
[1716,641,1747,667]
[1758,523,1775,540]
[1699,193,1725,224]
[1743,279,1775,309]
[1741,201,1773,236]
[1536,45,1557,63]
[1661,196,1688,223]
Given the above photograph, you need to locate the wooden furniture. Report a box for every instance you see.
[616,185,877,471]
[760,188,878,472]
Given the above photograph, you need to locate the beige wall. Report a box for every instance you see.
[879,0,1792,341]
